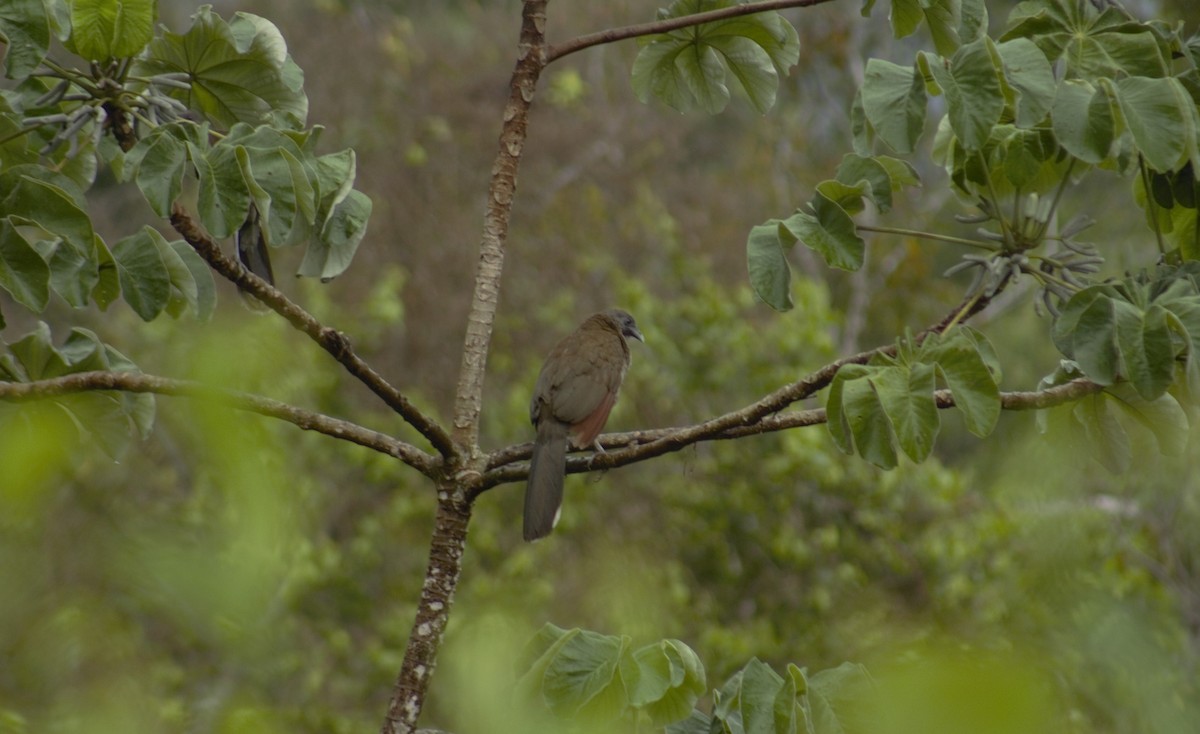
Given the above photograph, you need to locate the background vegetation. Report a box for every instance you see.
[3,1,1200,733]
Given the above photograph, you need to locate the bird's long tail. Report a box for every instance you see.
[524,418,567,541]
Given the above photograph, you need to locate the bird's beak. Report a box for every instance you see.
[630,327,645,343]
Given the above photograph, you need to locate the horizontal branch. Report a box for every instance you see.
[545,0,840,64]
[169,203,456,458]
[0,370,438,476]
[473,378,1103,491]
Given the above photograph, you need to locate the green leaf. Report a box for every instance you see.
[1119,302,1174,400]
[826,363,868,455]
[1069,293,1121,385]
[860,59,926,154]
[1002,1,1168,79]
[738,658,784,734]
[1073,392,1130,473]
[0,219,50,310]
[630,0,799,115]
[187,142,250,240]
[994,38,1056,128]
[806,663,872,734]
[1051,79,1114,164]
[91,236,120,310]
[136,7,308,129]
[665,711,712,734]
[110,227,171,321]
[236,144,316,248]
[169,241,216,320]
[0,169,99,308]
[300,188,370,281]
[921,0,964,56]
[873,362,938,462]
[626,640,706,727]
[131,128,187,217]
[921,38,1004,151]
[834,154,894,213]
[923,328,1001,437]
[1113,76,1192,172]
[1106,384,1187,458]
[0,168,95,259]
[0,0,50,78]
[746,222,793,311]
[541,628,629,719]
[836,368,898,469]
[889,0,923,40]
[66,0,155,61]
[780,191,865,271]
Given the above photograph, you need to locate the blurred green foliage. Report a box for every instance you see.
[2,1,1199,733]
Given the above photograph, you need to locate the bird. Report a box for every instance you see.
[524,308,644,541]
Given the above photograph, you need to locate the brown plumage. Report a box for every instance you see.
[524,309,643,541]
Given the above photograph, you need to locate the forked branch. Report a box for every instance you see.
[169,203,455,458]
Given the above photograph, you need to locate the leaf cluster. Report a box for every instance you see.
[516,623,867,734]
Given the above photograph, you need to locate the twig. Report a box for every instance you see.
[0,370,437,475]
[546,0,842,64]
[169,203,456,458]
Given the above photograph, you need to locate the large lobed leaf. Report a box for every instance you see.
[135,6,308,130]
[516,624,706,727]
[631,0,800,115]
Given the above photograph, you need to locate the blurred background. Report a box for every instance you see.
[2,1,1199,732]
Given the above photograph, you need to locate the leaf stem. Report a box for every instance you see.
[1035,158,1077,241]
[856,224,999,251]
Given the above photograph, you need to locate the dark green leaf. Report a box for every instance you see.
[873,362,938,462]
[110,227,171,321]
[747,222,794,312]
[923,328,1001,437]
[169,241,216,320]
[860,59,926,154]
[301,188,370,281]
[834,154,894,213]
[1051,80,1114,164]
[0,0,50,78]
[0,219,50,310]
[921,38,1004,151]
[994,38,1055,128]
[1113,76,1192,173]
[188,142,251,240]
[630,1,799,115]
[131,129,187,217]
[780,192,865,271]
[838,369,898,469]
[136,7,308,129]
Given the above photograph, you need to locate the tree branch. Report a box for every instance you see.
[448,0,548,457]
[474,379,1104,491]
[545,0,841,64]
[169,203,455,458]
[0,370,437,475]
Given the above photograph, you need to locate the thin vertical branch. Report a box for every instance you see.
[382,2,550,732]
[450,0,549,458]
